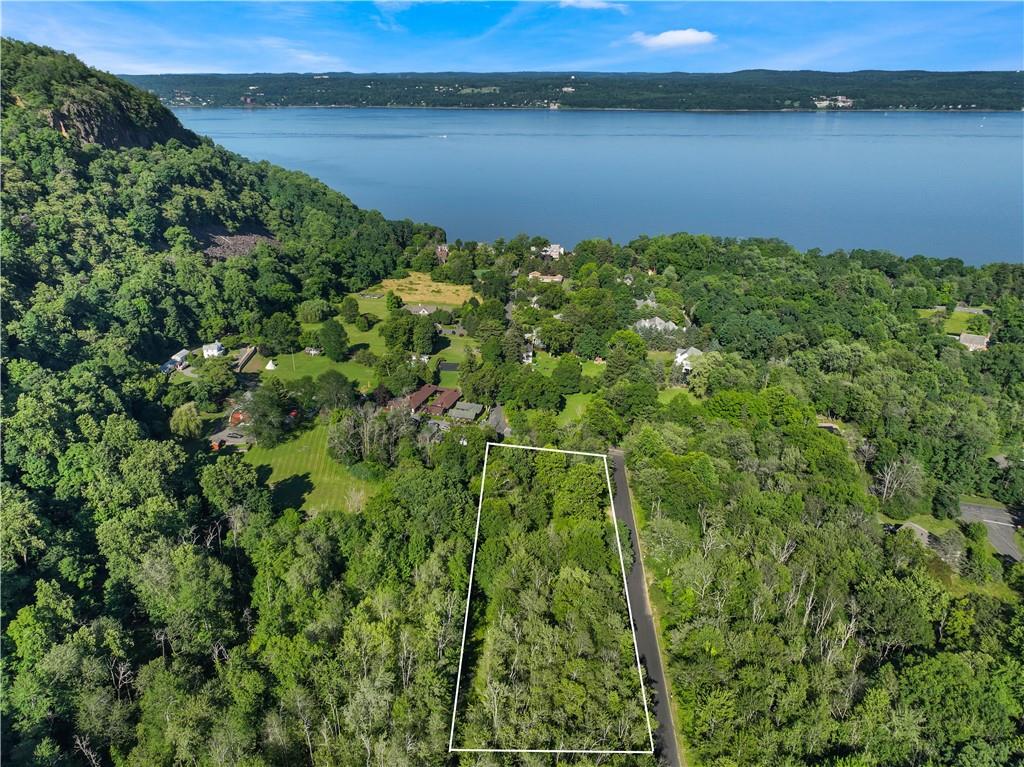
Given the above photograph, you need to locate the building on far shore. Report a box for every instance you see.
[541,243,564,261]
[958,332,990,351]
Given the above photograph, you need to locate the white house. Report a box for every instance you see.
[674,346,703,372]
[542,243,564,260]
[203,341,226,358]
[634,317,679,333]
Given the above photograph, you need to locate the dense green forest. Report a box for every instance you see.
[3,39,1024,767]
[122,69,1024,111]
[453,447,650,753]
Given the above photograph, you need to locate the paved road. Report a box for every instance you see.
[960,502,1022,562]
[609,449,682,767]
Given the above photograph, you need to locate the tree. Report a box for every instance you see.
[249,379,289,445]
[319,318,349,361]
[412,315,436,355]
[169,401,202,438]
[340,295,360,323]
[317,369,356,410]
[191,357,236,408]
[296,298,332,323]
[551,354,582,395]
[605,330,647,382]
[261,312,300,356]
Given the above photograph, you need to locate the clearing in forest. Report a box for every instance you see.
[449,443,654,755]
[377,271,481,306]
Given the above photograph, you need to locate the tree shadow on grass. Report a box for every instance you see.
[269,472,314,511]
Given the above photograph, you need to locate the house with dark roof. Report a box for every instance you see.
[425,387,461,416]
[449,402,483,421]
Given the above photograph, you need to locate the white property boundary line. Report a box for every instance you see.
[448,441,655,755]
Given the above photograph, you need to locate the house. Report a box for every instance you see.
[438,361,460,373]
[542,243,564,260]
[407,384,461,416]
[203,341,226,358]
[673,346,703,371]
[635,317,679,333]
[405,304,438,316]
[524,329,543,348]
[522,343,534,364]
[488,405,511,437]
[527,271,563,284]
[304,347,322,356]
[424,387,461,416]
[449,402,484,421]
[229,408,251,426]
[634,293,656,309]
[435,244,449,264]
[407,384,439,413]
[958,332,989,351]
[160,348,190,373]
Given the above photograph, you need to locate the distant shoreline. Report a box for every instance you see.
[169,104,1021,114]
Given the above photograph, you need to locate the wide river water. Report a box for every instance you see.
[175,107,1023,265]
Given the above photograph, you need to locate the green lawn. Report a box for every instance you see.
[244,423,377,515]
[943,311,976,335]
[959,494,1006,509]
[877,512,959,537]
[533,351,604,378]
[556,392,595,426]
[260,351,377,392]
[658,386,691,404]
[435,334,479,363]
[438,369,460,388]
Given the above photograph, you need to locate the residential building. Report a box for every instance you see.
[635,317,679,333]
[449,402,484,421]
[542,243,564,260]
[203,341,226,358]
[673,346,703,371]
[958,332,990,351]
[488,405,511,437]
[425,387,461,416]
[405,303,438,316]
[435,244,449,264]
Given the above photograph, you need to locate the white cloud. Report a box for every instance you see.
[629,28,717,51]
[559,0,628,13]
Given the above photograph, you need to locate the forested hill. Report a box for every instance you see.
[123,69,1024,110]
[1,39,198,149]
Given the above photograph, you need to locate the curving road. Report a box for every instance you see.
[609,449,683,767]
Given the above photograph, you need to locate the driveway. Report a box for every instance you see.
[960,501,1022,562]
[609,449,682,767]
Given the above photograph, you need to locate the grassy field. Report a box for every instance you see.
[375,272,481,307]
[255,350,377,391]
[435,334,480,363]
[244,423,377,515]
[658,386,691,404]
[556,392,595,426]
[943,311,977,335]
[533,351,605,378]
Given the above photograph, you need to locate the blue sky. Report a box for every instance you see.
[3,2,1021,74]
